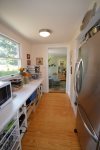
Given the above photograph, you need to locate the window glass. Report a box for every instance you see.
[0,35,21,77]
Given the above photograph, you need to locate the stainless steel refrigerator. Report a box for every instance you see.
[75,30,100,150]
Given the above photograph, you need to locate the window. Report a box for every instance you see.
[0,34,21,77]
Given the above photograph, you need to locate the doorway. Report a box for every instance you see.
[48,47,67,93]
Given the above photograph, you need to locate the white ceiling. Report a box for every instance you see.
[0,0,92,44]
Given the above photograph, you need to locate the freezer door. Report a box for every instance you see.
[77,104,98,150]
[77,31,100,137]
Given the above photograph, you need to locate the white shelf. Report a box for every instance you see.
[0,126,17,150]
[12,142,21,150]
[0,116,20,150]
[10,137,20,150]
[77,7,100,45]
[20,125,27,140]
[19,113,27,141]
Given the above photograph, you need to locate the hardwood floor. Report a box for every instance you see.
[22,93,81,150]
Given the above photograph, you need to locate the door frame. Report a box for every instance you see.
[47,45,71,95]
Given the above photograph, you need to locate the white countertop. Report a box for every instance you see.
[0,78,43,132]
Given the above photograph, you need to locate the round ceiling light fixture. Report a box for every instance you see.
[39,29,51,37]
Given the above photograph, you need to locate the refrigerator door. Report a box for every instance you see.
[77,31,100,137]
[77,104,98,150]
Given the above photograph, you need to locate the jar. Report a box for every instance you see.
[23,76,29,84]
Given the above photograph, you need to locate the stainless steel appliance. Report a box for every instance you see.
[75,30,100,150]
[0,81,12,109]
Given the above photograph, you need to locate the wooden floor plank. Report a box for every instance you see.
[22,93,81,150]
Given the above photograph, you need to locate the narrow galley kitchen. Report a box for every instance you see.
[1,0,100,150]
[22,93,80,150]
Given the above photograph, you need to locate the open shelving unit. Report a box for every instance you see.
[18,83,43,139]
[0,115,21,150]
[0,79,43,150]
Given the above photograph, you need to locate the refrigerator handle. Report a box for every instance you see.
[74,59,84,97]
[78,106,98,143]
[96,131,100,150]
[74,61,79,97]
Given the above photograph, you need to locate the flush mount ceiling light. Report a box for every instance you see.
[39,29,51,37]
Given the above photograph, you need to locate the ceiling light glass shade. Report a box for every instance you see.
[39,29,51,37]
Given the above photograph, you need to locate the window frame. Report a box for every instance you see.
[0,33,21,79]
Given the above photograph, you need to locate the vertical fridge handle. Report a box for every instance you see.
[74,59,84,97]
[74,61,79,97]
[96,131,100,150]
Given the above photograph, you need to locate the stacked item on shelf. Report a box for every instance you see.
[27,65,42,79]
[19,114,25,128]
[85,19,100,41]
[10,78,23,92]
[18,104,27,140]
[77,7,100,45]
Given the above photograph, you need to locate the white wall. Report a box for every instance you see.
[69,30,80,115]
[31,44,49,92]
[0,21,32,68]
[31,44,71,94]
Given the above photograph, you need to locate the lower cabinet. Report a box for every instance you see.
[0,84,43,150]
[26,84,43,121]
[0,114,21,150]
[18,103,27,140]
[35,84,43,107]
[26,90,37,120]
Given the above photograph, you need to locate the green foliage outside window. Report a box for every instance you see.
[0,35,21,77]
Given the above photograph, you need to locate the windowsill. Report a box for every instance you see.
[0,74,21,81]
